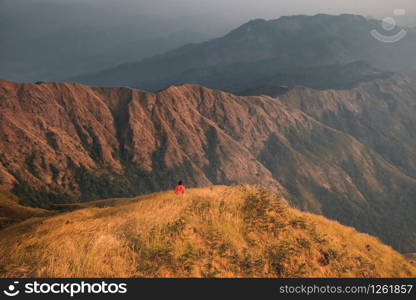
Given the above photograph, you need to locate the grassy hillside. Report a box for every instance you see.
[0,185,414,278]
[0,189,53,229]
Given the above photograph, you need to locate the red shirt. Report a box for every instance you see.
[175,185,185,195]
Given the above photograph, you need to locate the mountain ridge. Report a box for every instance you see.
[1,75,416,251]
[68,14,416,92]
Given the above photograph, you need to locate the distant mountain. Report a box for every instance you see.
[1,75,416,252]
[0,29,214,83]
[70,14,416,92]
[239,61,393,97]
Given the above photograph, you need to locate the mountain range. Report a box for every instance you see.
[1,12,416,264]
[1,72,416,252]
[70,14,416,93]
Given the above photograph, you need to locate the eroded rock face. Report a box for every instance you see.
[1,76,416,252]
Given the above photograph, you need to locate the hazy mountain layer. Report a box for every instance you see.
[70,14,416,92]
[0,0,228,82]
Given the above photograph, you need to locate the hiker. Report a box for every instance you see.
[175,181,185,195]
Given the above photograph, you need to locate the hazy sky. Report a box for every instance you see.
[15,0,415,16]
[4,1,415,30]
[94,0,416,20]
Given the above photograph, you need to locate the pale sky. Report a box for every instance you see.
[4,1,415,29]
[99,0,416,20]
[17,0,415,17]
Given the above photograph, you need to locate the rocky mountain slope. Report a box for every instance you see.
[1,185,414,278]
[70,14,416,92]
[1,75,416,252]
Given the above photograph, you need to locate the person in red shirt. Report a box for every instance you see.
[175,181,185,195]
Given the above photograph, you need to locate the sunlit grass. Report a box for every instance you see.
[0,185,414,278]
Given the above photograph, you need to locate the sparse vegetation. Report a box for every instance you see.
[0,185,414,278]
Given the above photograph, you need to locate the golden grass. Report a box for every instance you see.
[0,185,414,278]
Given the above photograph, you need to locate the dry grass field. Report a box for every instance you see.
[0,185,414,278]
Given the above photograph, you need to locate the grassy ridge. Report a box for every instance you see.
[0,186,414,278]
